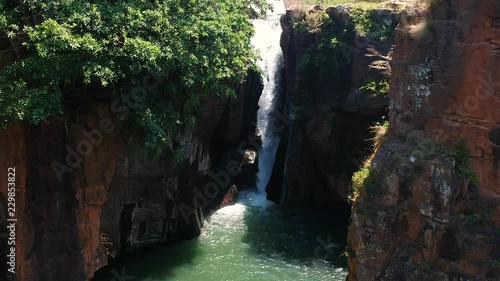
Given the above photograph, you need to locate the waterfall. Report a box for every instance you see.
[251,0,285,195]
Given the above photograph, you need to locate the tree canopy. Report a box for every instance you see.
[0,0,267,156]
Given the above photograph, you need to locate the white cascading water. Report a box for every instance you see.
[252,0,286,195]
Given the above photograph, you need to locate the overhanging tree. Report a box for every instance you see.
[0,0,268,156]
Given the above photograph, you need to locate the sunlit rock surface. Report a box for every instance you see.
[349,1,500,280]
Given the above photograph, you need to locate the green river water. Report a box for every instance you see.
[93,193,349,281]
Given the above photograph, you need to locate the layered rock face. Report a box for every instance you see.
[0,102,125,281]
[349,1,500,280]
[0,48,262,281]
[271,8,396,207]
[99,74,262,257]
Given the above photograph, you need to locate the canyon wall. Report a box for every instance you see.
[349,1,500,280]
[0,44,262,280]
[271,7,395,207]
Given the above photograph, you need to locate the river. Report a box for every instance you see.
[92,197,348,281]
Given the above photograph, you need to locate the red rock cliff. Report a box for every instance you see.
[0,102,124,281]
[348,1,500,280]
[0,50,262,280]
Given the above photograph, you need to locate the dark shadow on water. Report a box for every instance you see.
[241,199,350,269]
[92,238,201,281]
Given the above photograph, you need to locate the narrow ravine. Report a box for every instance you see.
[92,2,348,280]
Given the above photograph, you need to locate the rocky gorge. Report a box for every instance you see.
[1,0,500,280]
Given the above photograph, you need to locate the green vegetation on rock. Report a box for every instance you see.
[349,119,388,202]
[303,0,386,10]
[290,5,394,78]
[350,167,372,201]
[350,133,480,204]
[359,78,390,96]
[291,9,352,77]
[451,138,480,186]
[459,204,496,226]
[349,8,393,42]
[0,0,268,156]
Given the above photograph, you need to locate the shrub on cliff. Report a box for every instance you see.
[291,9,352,77]
[451,138,479,186]
[348,8,393,43]
[349,120,388,202]
[359,78,390,96]
[291,6,394,78]
[0,0,267,156]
